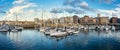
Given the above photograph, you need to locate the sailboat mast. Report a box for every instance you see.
[62,11,65,29]
[51,11,55,27]
[43,10,46,28]
[41,9,44,28]
[15,12,18,25]
[54,12,58,28]
[55,4,58,28]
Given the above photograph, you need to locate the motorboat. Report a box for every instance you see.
[111,26,116,31]
[14,26,23,31]
[0,21,10,32]
[11,29,18,32]
[50,31,67,37]
[67,29,75,35]
[0,29,8,32]
[73,31,79,34]
[39,28,45,33]
[44,29,54,35]
[9,25,23,32]
[104,26,110,31]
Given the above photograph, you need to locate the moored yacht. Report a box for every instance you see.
[50,31,67,37]
[40,28,45,33]
[73,31,79,34]
[14,26,23,31]
[10,25,23,32]
[0,21,10,32]
[111,26,116,31]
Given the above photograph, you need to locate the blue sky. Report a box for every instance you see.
[0,0,120,21]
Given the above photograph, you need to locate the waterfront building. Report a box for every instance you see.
[110,17,118,23]
[59,15,78,25]
[79,15,93,24]
[34,18,39,24]
[117,18,120,23]
[73,15,79,24]
[59,16,73,26]
[0,21,34,26]
[53,18,59,24]
[91,18,97,24]
[79,15,88,24]
[43,19,52,27]
[65,17,74,24]
[96,13,101,25]
[99,17,109,24]
[59,17,65,24]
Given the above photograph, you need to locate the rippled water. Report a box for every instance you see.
[0,30,120,50]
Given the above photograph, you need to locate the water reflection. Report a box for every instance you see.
[7,32,21,43]
[0,30,120,50]
[0,32,7,36]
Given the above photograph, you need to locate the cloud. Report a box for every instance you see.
[50,8,63,14]
[64,7,85,14]
[9,3,36,14]
[50,6,85,14]
[116,4,120,7]
[98,6,120,17]
[13,0,25,4]
[50,0,93,15]
[77,1,95,11]
[2,0,38,21]
[99,0,116,4]
[63,0,95,12]
[63,0,81,7]
[80,1,88,7]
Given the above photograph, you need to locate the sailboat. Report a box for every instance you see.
[0,21,10,32]
[103,25,110,31]
[50,11,67,37]
[11,12,23,32]
[73,30,79,34]
[39,9,46,33]
[111,25,115,31]
[50,31,67,37]
[11,26,23,32]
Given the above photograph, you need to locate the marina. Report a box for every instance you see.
[0,29,120,50]
[0,0,120,50]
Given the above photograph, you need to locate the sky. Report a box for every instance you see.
[0,0,120,21]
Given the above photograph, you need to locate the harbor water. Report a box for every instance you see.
[0,30,120,50]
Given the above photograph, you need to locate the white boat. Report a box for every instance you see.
[44,30,54,35]
[88,26,91,30]
[79,25,84,30]
[9,26,23,32]
[14,12,24,31]
[111,26,115,31]
[0,29,8,32]
[15,26,23,31]
[11,29,18,32]
[40,28,45,33]
[105,26,110,31]
[50,31,67,37]
[91,26,95,30]
[0,21,9,32]
[100,25,105,31]
[67,29,73,33]
[105,28,109,31]
[73,31,79,34]
[84,27,87,30]
[44,32,50,35]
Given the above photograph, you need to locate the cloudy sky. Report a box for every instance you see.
[0,0,120,21]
